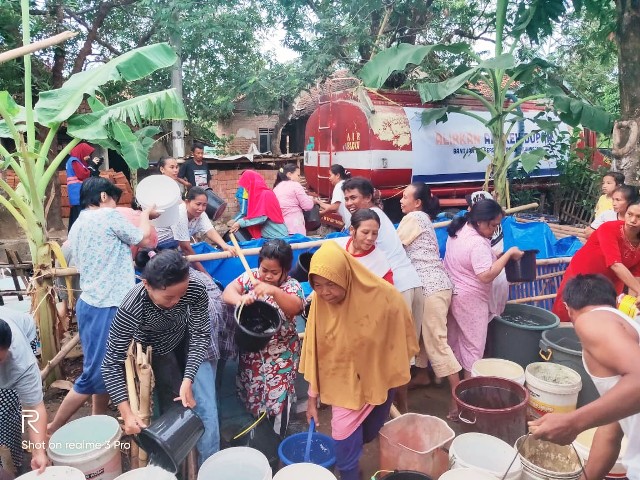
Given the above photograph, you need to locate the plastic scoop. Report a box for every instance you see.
[304,418,315,462]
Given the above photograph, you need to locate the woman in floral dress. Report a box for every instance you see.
[223,239,304,436]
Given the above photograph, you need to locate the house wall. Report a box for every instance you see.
[217,113,278,154]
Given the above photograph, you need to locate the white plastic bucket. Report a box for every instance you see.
[16,466,85,479]
[48,415,123,480]
[573,428,628,479]
[472,358,526,385]
[515,435,582,479]
[197,447,271,480]
[525,362,582,420]
[115,466,177,480]
[273,463,337,480]
[135,175,182,227]
[439,467,498,479]
[449,433,522,480]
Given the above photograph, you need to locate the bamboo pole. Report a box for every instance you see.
[431,202,539,229]
[535,270,566,281]
[535,257,573,266]
[188,203,540,263]
[40,334,80,379]
[186,239,327,262]
[0,446,16,476]
[229,233,257,285]
[137,364,153,467]
[125,344,140,470]
[507,293,557,304]
[0,31,78,63]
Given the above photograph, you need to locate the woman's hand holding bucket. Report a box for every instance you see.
[174,379,196,409]
[306,397,320,427]
[121,405,148,435]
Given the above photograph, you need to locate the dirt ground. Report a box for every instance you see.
[36,359,458,480]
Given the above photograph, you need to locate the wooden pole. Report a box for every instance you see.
[188,203,541,262]
[0,31,78,63]
[185,239,327,262]
[431,202,539,229]
[229,233,258,285]
[535,257,573,266]
[507,293,557,304]
[40,334,80,380]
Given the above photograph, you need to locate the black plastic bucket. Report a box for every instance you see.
[289,252,313,283]
[222,228,253,243]
[384,472,432,479]
[205,188,227,221]
[136,405,204,473]
[228,414,281,470]
[505,249,538,283]
[234,300,282,352]
[304,205,322,231]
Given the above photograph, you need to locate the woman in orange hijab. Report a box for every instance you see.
[300,241,418,480]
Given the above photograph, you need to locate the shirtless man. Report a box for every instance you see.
[530,274,640,480]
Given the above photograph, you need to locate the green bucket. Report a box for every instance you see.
[488,304,560,369]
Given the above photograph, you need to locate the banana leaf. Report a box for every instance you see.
[36,43,178,126]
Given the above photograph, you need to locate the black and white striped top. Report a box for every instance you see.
[101,278,211,406]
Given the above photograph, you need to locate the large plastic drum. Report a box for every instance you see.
[273,463,336,480]
[115,466,177,480]
[449,433,522,480]
[16,466,85,480]
[540,326,601,407]
[472,358,525,385]
[573,428,628,479]
[454,377,529,446]
[488,303,560,369]
[197,447,271,480]
[514,435,582,480]
[47,415,123,480]
[525,362,582,421]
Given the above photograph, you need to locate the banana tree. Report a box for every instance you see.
[0,0,186,383]
[359,0,615,207]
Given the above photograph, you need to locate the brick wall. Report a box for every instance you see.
[210,168,277,223]
[217,114,278,154]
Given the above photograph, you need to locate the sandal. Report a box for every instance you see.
[446,411,460,423]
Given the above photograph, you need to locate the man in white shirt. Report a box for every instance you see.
[530,274,640,480]
[342,177,423,413]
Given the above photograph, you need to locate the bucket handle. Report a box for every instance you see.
[539,347,553,362]
[458,409,476,425]
[370,470,393,479]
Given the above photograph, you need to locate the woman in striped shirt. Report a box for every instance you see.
[101,250,211,435]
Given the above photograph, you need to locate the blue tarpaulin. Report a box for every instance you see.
[195,216,582,288]
[434,215,582,260]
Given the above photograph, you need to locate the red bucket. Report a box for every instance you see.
[454,376,529,446]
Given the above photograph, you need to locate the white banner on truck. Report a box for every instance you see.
[404,107,561,184]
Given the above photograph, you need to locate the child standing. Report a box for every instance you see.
[595,171,625,217]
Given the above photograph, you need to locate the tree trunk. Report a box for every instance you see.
[614,0,640,184]
[272,101,296,156]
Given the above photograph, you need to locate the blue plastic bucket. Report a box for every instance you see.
[278,430,336,469]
